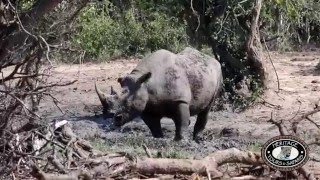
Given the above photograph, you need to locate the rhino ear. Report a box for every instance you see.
[117,77,123,87]
[117,77,123,84]
[136,72,152,84]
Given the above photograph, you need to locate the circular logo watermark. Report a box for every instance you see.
[261,135,309,171]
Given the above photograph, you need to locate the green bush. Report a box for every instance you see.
[72,1,188,61]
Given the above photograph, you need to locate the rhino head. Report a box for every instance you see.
[95,82,120,117]
[113,72,152,126]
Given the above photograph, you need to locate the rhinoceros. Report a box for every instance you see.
[95,47,223,141]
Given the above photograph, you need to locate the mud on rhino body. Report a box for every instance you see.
[95,47,223,141]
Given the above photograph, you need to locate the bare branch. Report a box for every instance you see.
[190,0,200,32]
[3,91,41,119]
[292,106,320,134]
[142,144,152,158]
[33,80,77,91]
[267,112,290,135]
[262,35,280,91]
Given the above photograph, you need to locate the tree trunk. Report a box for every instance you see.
[245,0,267,87]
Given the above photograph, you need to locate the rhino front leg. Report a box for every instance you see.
[173,103,190,141]
[141,114,164,138]
[193,108,210,142]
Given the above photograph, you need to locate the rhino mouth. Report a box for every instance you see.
[103,111,115,119]
[113,110,141,127]
[113,114,123,127]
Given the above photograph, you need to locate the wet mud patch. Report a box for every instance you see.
[66,112,261,159]
[94,128,260,159]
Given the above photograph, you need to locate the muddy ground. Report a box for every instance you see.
[37,51,320,174]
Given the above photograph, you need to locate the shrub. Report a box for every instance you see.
[72,1,188,61]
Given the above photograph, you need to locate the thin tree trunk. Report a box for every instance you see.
[245,0,267,86]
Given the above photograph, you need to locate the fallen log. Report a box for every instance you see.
[32,148,264,180]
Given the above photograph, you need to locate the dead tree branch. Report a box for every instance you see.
[262,35,280,91]
[292,106,320,134]
[266,105,320,179]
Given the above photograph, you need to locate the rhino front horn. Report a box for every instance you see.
[95,81,108,109]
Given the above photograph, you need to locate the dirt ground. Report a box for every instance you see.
[37,50,320,175]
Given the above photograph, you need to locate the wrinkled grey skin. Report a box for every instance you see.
[95,47,223,141]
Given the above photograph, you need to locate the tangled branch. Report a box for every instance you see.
[0,0,88,178]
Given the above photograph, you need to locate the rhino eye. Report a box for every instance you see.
[113,95,119,100]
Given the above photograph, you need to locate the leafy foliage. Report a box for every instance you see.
[73,0,188,60]
[68,0,320,109]
[261,0,320,50]
[71,0,320,59]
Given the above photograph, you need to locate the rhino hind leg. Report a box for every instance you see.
[173,103,190,141]
[141,114,164,138]
[193,108,210,142]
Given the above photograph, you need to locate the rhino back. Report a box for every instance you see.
[136,49,192,103]
[129,48,222,115]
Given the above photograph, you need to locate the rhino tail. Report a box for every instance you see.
[95,81,108,109]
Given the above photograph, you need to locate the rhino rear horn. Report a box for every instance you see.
[95,82,108,109]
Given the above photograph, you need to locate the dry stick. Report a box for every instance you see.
[33,131,65,149]
[305,116,320,129]
[3,73,48,80]
[310,153,320,162]
[4,92,41,119]
[306,138,320,146]
[206,167,212,180]
[216,12,229,35]
[288,99,302,122]
[0,62,24,82]
[297,167,316,180]
[48,155,67,174]
[33,80,77,91]
[44,93,65,115]
[267,112,290,135]
[190,0,200,32]
[190,173,201,180]
[230,175,257,180]
[291,106,320,134]
[61,125,92,158]
[32,169,92,180]
[38,35,53,66]
[262,35,280,92]
[131,178,162,180]
[66,148,73,169]
[142,144,152,158]
[11,172,16,180]
[258,96,282,109]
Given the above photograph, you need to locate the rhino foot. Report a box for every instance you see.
[193,135,205,144]
[174,135,183,141]
[152,133,164,138]
[192,108,210,142]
